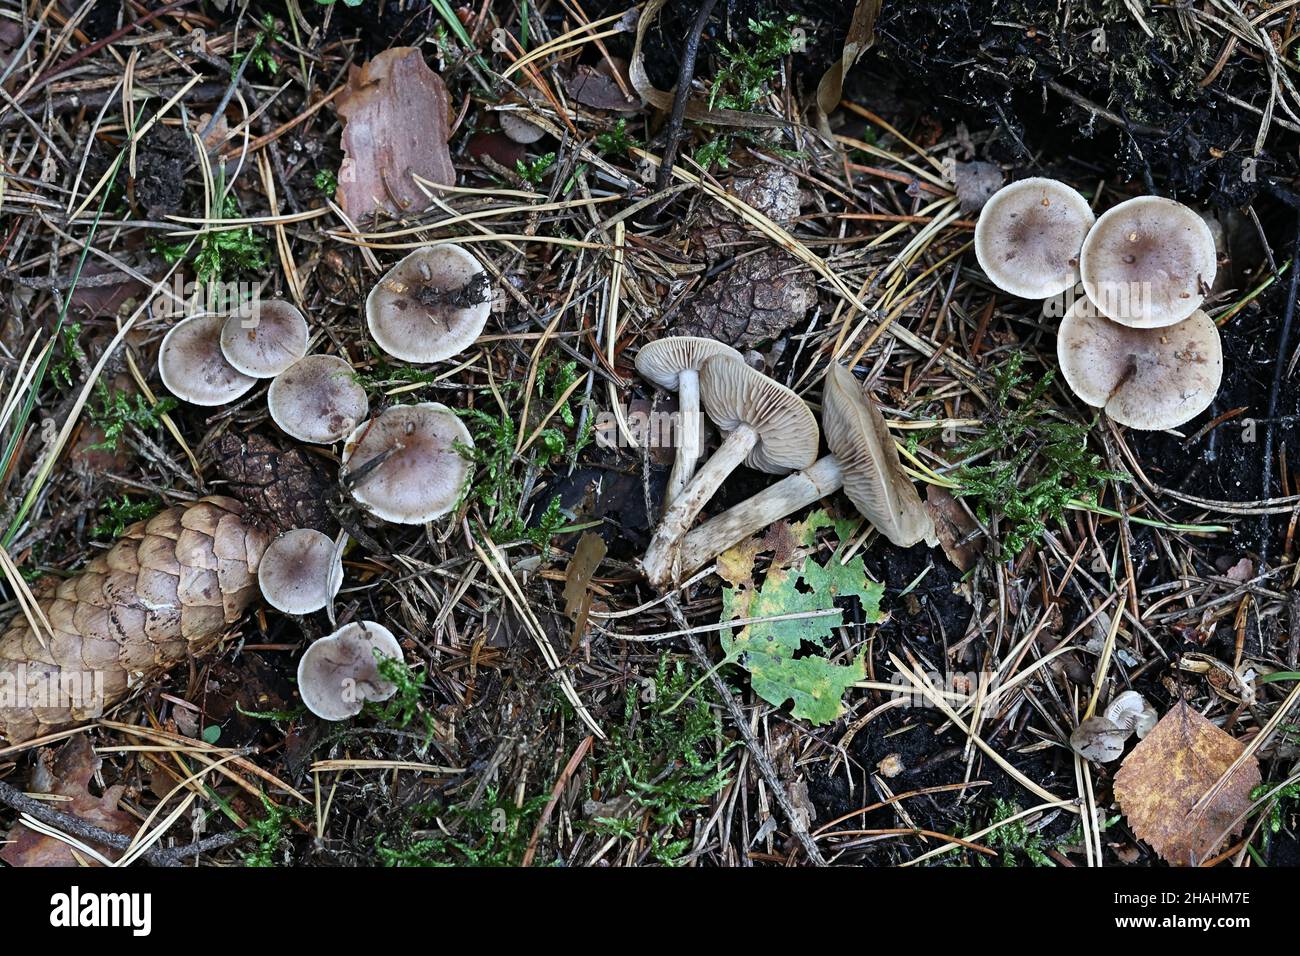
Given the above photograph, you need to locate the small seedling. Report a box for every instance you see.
[363,652,436,744]
[515,152,557,186]
[92,496,163,539]
[51,322,84,389]
[90,382,177,451]
[232,14,283,76]
[374,788,549,866]
[595,119,634,156]
[155,191,267,284]
[313,169,338,195]
[242,792,296,867]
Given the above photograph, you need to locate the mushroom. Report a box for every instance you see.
[1104,690,1158,740]
[268,354,370,444]
[1079,195,1217,328]
[641,356,818,588]
[157,314,256,406]
[634,336,744,505]
[974,177,1095,299]
[1070,715,1129,763]
[257,528,344,615]
[296,621,403,721]
[1056,298,1222,431]
[498,108,547,144]
[340,402,474,524]
[675,364,936,578]
[366,243,492,363]
[219,299,309,378]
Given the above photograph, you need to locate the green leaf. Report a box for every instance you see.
[719,538,882,725]
[201,725,222,744]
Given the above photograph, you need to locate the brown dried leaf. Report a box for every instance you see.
[1113,701,1261,866]
[0,737,134,867]
[563,532,607,620]
[336,48,454,221]
[925,484,982,571]
[565,61,639,113]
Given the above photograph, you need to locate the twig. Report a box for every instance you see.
[1259,214,1300,565]
[650,0,720,213]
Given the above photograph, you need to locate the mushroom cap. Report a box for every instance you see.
[634,336,744,390]
[822,364,937,548]
[366,243,492,364]
[1104,690,1159,739]
[1080,195,1217,328]
[974,177,1095,300]
[257,528,343,615]
[158,314,257,406]
[296,621,403,721]
[498,109,546,144]
[1057,298,1222,431]
[340,402,474,524]
[267,354,370,444]
[219,299,309,378]
[699,355,818,474]
[1070,715,1129,763]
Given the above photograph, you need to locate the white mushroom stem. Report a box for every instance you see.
[665,368,702,507]
[643,423,758,588]
[677,456,844,579]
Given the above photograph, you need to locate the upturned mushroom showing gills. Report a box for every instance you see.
[258,528,344,615]
[1056,298,1222,431]
[366,243,492,364]
[268,354,370,444]
[635,336,744,506]
[974,177,1095,300]
[158,314,257,406]
[219,299,309,378]
[675,364,936,579]
[340,402,473,524]
[297,621,403,721]
[642,356,818,589]
[1079,195,1217,328]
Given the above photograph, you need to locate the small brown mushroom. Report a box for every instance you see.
[296,621,403,721]
[366,243,492,363]
[1080,195,1218,328]
[1056,298,1222,431]
[641,356,818,588]
[257,528,344,615]
[340,402,474,524]
[974,177,1095,299]
[634,336,743,505]
[268,354,370,444]
[675,364,935,577]
[219,299,309,378]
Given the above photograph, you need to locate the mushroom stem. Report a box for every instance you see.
[642,423,759,588]
[677,455,844,578]
[665,368,702,507]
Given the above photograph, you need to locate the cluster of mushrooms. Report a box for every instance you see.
[156,241,493,720]
[974,178,1223,431]
[635,338,937,590]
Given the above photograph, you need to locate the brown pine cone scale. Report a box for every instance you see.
[0,496,269,743]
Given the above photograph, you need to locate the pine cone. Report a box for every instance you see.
[0,497,269,743]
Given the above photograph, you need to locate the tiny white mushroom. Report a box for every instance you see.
[297,621,403,721]
[219,299,309,378]
[158,314,256,406]
[1104,690,1159,739]
[1070,715,1130,763]
[268,354,370,444]
[257,528,344,615]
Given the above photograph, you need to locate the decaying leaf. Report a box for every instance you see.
[719,513,882,725]
[814,0,882,121]
[1113,701,1261,865]
[954,160,1005,214]
[565,60,638,112]
[1,737,135,867]
[336,47,454,221]
[563,531,607,619]
[925,484,982,572]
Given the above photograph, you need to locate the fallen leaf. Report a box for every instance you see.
[720,532,882,725]
[1,737,135,867]
[925,484,982,572]
[563,532,607,619]
[336,48,455,221]
[565,60,639,113]
[954,160,1004,214]
[1113,701,1261,866]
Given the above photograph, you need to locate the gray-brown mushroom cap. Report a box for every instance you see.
[267,354,370,444]
[296,621,403,721]
[158,314,257,406]
[219,299,309,378]
[1057,299,1222,431]
[366,243,491,364]
[974,177,1095,300]
[257,528,343,615]
[498,109,546,144]
[700,355,819,474]
[823,364,937,548]
[1080,195,1217,328]
[634,337,743,390]
[340,402,474,524]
